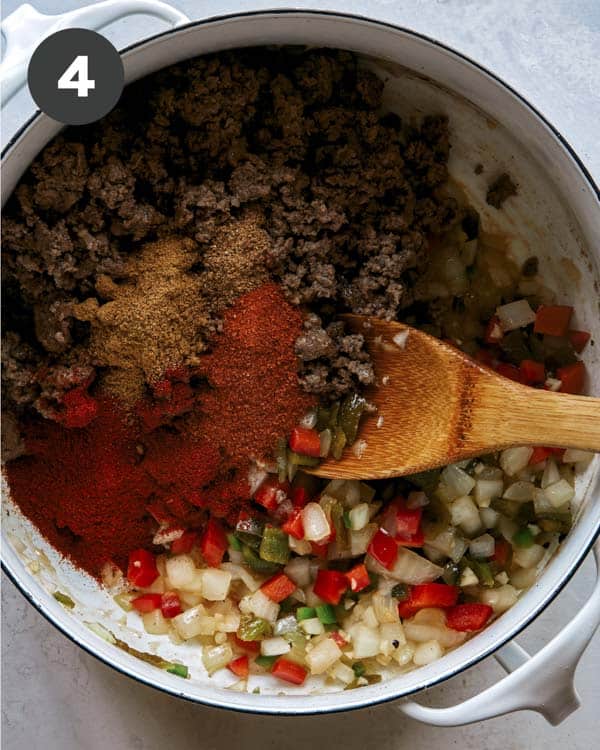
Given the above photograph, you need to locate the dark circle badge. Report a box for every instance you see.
[28,28,124,126]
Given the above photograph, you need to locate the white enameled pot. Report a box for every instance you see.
[1,2,599,727]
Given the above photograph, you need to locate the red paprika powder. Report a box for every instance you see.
[6,282,315,578]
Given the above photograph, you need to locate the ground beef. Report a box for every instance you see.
[2,48,462,417]
[486,172,518,209]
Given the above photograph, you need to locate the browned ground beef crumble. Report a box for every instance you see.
[2,48,463,418]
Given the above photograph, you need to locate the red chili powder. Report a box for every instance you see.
[5,282,315,577]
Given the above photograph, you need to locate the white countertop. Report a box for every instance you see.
[2,2,599,748]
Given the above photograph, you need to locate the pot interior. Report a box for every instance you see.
[2,12,599,715]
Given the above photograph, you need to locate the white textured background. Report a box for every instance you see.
[1,2,599,749]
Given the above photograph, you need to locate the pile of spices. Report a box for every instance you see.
[72,238,209,405]
[6,282,314,577]
[199,214,270,310]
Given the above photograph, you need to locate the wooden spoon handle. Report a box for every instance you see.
[470,375,600,452]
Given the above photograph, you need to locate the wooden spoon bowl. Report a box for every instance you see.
[312,315,600,479]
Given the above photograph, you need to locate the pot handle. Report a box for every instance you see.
[398,540,600,726]
[0,0,189,105]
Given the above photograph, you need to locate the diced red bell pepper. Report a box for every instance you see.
[484,316,504,344]
[160,591,183,619]
[170,530,198,555]
[289,426,322,457]
[313,569,349,605]
[232,634,260,654]
[495,362,523,383]
[260,572,297,603]
[227,655,250,679]
[345,563,371,593]
[254,477,290,512]
[534,305,573,337]
[282,508,304,540]
[310,541,330,559]
[200,518,228,567]
[330,631,348,648]
[367,528,398,570]
[475,348,496,368]
[131,593,162,613]
[292,486,310,508]
[446,603,494,631]
[557,361,586,394]
[569,330,591,353]
[383,498,422,538]
[519,359,545,385]
[397,583,459,619]
[127,549,159,588]
[529,446,553,465]
[271,657,308,685]
[491,539,511,567]
[529,446,565,465]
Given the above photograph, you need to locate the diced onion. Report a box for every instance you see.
[502,481,535,502]
[348,624,380,658]
[441,465,476,499]
[480,507,499,529]
[302,502,331,542]
[202,569,231,601]
[480,584,518,613]
[404,609,465,648]
[541,459,561,489]
[496,299,536,331]
[306,638,342,674]
[301,617,325,636]
[500,447,534,476]
[202,644,233,675]
[545,377,562,392]
[350,524,378,556]
[372,592,400,624]
[513,543,545,568]
[368,547,443,584]
[393,330,409,349]
[261,637,291,656]
[352,439,368,459]
[274,615,298,636]
[544,479,575,508]
[469,533,495,559]
[241,590,279,623]
[319,429,332,458]
[379,622,406,654]
[498,515,518,542]
[288,536,312,555]
[284,557,312,587]
[474,478,504,508]
[348,503,370,531]
[329,661,355,684]
[412,640,443,666]
[510,567,538,589]
[165,555,196,588]
[407,491,429,509]
[220,563,261,592]
[142,610,169,635]
[173,604,207,640]
[563,448,594,466]
[450,496,482,536]
[300,409,318,429]
[459,567,478,587]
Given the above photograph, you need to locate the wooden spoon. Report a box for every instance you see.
[312,315,600,479]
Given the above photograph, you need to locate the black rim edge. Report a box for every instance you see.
[2,7,599,716]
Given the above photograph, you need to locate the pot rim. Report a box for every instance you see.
[2,8,599,716]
